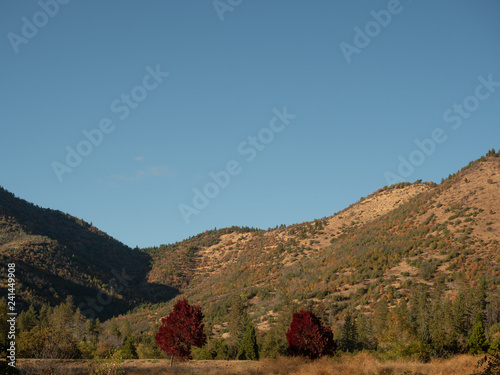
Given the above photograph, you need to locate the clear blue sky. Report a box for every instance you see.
[1,0,499,248]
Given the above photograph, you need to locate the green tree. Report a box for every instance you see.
[237,323,259,360]
[38,304,51,328]
[85,318,101,345]
[121,319,132,339]
[18,326,80,359]
[119,337,138,359]
[18,305,38,332]
[339,313,358,352]
[470,313,488,355]
[429,299,458,357]
[261,302,294,358]
[0,299,9,357]
[453,289,472,350]
[356,314,376,350]
[373,297,389,344]
[227,295,250,356]
[50,296,76,331]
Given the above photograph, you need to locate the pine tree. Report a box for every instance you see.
[430,299,458,357]
[237,322,259,360]
[356,314,376,350]
[38,304,51,328]
[469,313,488,355]
[120,337,138,359]
[227,295,250,357]
[339,313,358,352]
[453,289,472,350]
[373,297,389,344]
[261,300,295,358]
[18,305,38,332]
[0,299,8,357]
[85,318,101,345]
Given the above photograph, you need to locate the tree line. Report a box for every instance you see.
[1,281,500,369]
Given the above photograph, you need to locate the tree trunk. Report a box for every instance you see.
[170,355,174,367]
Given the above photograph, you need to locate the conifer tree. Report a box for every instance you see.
[356,314,376,350]
[227,295,250,357]
[339,313,358,352]
[19,305,38,332]
[237,322,259,360]
[373,297,389,343]
[0,299,8,356]
[469,313,488,355]
[120,337,138,359]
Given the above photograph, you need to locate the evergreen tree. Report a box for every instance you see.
[430,299,458,357]
[261,301,295,358]
[120,337,138,359]
[18,305,38,332]
[85,318,101,345]
[0,299,8,357]
[215,340,231,360]
[453,289,472,350]
[237,322,259,360]
[227,295,250,357]
[51,296,76,331]
[121,319,132,339]
[469,313,488,355]
[38,304,51,328]
[339,313,358,352]
[356,314,376,350]
[373,297,389,343]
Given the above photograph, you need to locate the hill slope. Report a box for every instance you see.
[0,187,178,319]
[2,150,499,331]
[130,152,500,334]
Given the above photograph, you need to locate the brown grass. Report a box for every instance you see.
[267,353,480,375]
[17,354,483,375]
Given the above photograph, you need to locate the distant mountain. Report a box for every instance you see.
[0,187,178,319]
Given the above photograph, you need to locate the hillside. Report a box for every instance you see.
[0,188,179,319]
[125,151,500,338]
[2,150,499,334]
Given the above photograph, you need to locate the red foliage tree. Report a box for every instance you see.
[155,298,207,366]
[286,310,336,359]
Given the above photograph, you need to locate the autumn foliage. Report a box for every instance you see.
[155,299,206,364]
[286,310,336,359]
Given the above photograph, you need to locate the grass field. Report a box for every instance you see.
[15,353,485,375]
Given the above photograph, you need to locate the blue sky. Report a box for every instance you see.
[1,0,499,248]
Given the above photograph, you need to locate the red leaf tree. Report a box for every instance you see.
[286,310,336,359]
[155,298,207,366]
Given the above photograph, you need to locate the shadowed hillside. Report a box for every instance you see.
[0,187,179,319]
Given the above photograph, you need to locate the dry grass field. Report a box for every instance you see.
[16,353,484,375]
